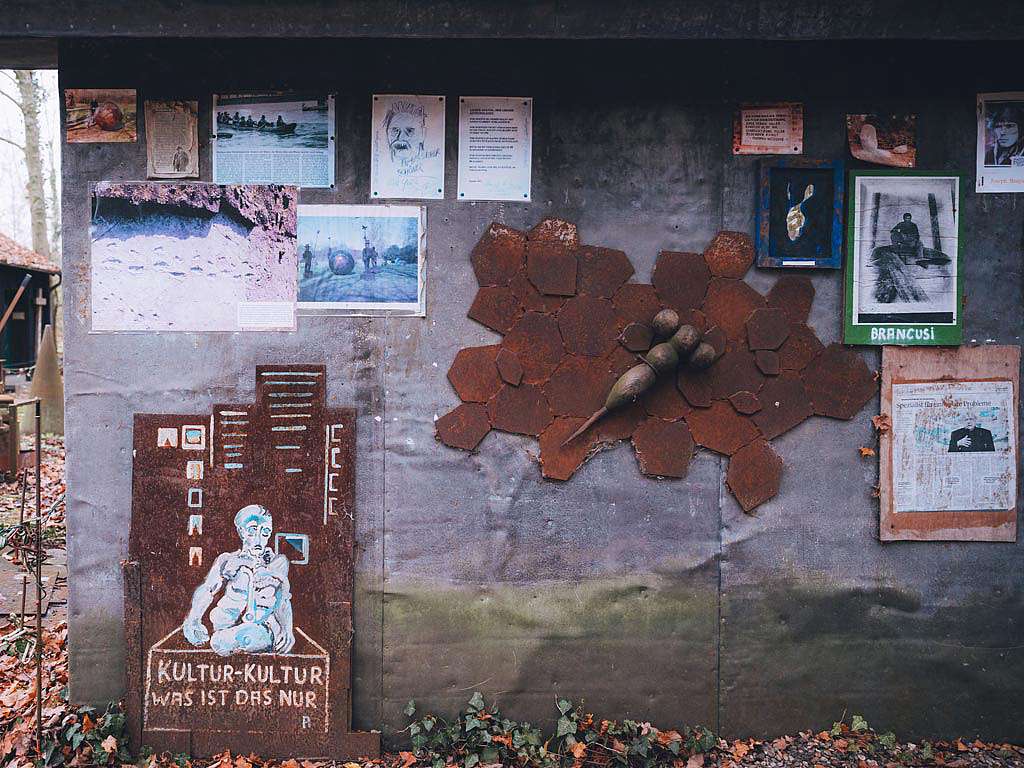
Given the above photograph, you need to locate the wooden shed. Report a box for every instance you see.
[0,232,59,369]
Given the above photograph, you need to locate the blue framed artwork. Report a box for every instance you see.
[756,158,844,269]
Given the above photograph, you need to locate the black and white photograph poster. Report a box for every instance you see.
[844,171,961,346]
[371,95,445,200]
[457,96,532,201]
[213,92,335,188]
[976,92,1024,192]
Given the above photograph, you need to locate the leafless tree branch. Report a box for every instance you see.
[0,132,25,151]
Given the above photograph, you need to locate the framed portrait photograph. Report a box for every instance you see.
[844,171,962,346]
[756,158,844,268]
[296,204,426,316]
[976,92,1024,192]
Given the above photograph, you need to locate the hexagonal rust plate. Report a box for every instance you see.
[755,350,781,376]
[746,307,791,351]
[510,268,566,314]
[703,231,754,278]
[729,391,761,415]
[767,275,814,325]
[703,278,767,342]
[727,439,784,512]
[558,295,619,357]
[613,283,663,328]
[577,245,634,297]
[620,322,654,352]
[651,251,710,314]
[685,400,760,455]
[501,312,565,384]
[496,348,523,385]
[443,220,877,513]
[752,372,814,439]
[542,356,614,418]
[468,286,524,334]
[471,223,526,287]
[540,416,599,481]
[632,419,693,478]
[526,240,578,297]
[705,348,765,401]
[487,383,554,436]
[436,403,491,450]
[801,343,877,420]
[642,377,692,421]
[447,345,502,403]
[777,323,824,372]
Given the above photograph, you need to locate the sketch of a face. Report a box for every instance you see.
[386,109,425,163]
[237,511,273,557]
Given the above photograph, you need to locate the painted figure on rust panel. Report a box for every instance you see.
[182,504,296,656]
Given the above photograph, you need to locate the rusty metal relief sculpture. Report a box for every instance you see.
[437,219,876,512]
[123,365,379,759]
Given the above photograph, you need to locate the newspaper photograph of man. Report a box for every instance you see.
[948,422,996,453]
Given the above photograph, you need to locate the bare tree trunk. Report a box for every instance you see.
[14,70,50,261]
[45,137,60,262]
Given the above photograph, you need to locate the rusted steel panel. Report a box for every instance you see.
[539,416,599,480]
[685,400,760,456]
[612,283,663,328]
[728,391,761,415]
[435,404,491,451]
[467,286,524,334]
[557,295,620,357]
[501,312,566,384]
[495,348,524,386]
[619,321,654,352]
[746,307,791,351]
[470,223,526,287]
[487,383,554,436]
[801,343,876,420]
[703,279,767,343]
[703,231,754,278]
[446,345,503,403]
[754,350,780,376]
[543,356,615,418]
[766,275,814,325]
[751,372,813,439]
[726,439,783,512]
[632,418,694,478]
[651,251,711,314]
[577,245,634,297]
[126,365,378,758]
[776,323,824,372]
[526,241,578,297]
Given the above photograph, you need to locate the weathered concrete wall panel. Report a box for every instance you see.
[60,38,1023,745]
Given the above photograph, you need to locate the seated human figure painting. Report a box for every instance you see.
[182,504,295,656]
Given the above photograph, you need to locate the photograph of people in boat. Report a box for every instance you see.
[214,93,330,150]
[853,175,958,325]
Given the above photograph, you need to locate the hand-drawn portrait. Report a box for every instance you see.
[182,504,295,656]
[371,95,445,200]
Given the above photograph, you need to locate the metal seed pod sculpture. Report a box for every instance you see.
[562,316,714,446]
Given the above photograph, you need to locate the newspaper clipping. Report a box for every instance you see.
[145,100,199,178]
[457,96,532,201]
[213,92,334,188]
[892,380,1016,513]
[975,92,1024,193]
[732,103,803,155]
[371,95,445,200]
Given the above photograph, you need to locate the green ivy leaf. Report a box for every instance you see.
[464,753,479,768]
[851,714,869,732]
[465,716,483,731]
[404,700,417,717]
[556,717,576,738]
[468,692,485,712]
[556,699,572,715]
[423,716,435,732]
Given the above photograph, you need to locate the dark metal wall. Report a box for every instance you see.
[59,38,1023,746]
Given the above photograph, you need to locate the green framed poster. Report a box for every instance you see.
[844,170,963,345]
